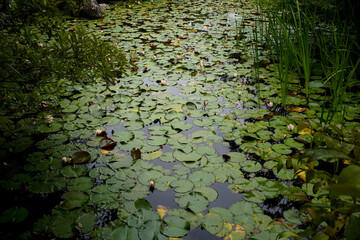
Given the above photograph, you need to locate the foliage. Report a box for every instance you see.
[0,22,131,113]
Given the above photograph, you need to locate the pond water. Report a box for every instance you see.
[0,0,325,239]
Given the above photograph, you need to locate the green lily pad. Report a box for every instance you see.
[171,179,194,193]
[38,123,62,133]
[161,216,190,237]
[72,151,91,164]
[176,192,209,213]
[272,144,292,155]
[147,136,168,146]
[203,212,224,234]
[60,191,89,210]
[76,213,96,233]
[68,177,93,191]
[0,207,28,223]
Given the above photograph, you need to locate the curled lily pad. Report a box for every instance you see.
[72,151,91,164]
[182,102,197,111]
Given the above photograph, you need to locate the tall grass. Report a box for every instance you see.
[316,22,360,126]
[290,2,314,99]
[265,10,294,107]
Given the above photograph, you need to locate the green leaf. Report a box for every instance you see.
[300,149,350,162]
[72,151,91,164]
[60,191,89,210]
[272,144,292,155]
[203,212,223,234]
[68,177,93,191]
[0,207,28,223]
[346,214,360,240]
[147,136,168,146]
[161,216,190,237]
[52,215,74,238]
[171,179,194,193]
[38,123,62,133]
[176,192,209,213]
[76,213,96,233]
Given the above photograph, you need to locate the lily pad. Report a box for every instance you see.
[0,207,28,223]
[72,151,91,164]
[171,179,194,193]
[203,212,224,234]
[161,216,190,237]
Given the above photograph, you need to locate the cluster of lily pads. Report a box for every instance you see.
[2,0,360,239]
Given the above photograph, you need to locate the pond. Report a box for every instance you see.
[1,0,359,239]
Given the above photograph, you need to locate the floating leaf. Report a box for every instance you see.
[76,213,96,233]
[147,136,168,146]
[72,151,91,164]
[142,150,163,160]
[38,123,62,133]
[161,216,190,237]
[0,207,28,223]
[68,177,93,191]
[203,212,224,234]
[176,192,209,213]
[60,191,89,210]
[171,179,194,193]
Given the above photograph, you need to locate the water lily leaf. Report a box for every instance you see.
[139,220,167,240]
[272,144,292,155]
[138,170,164,186]
[61,164,88,178]
[112,131,135,143]
[142,150,163,160]
[284,138,304,148]
[160,152,175,162]
[229,201,263,217]
[147,136,168,146]
[68,177,93,191]
[196,145,216,155]
[171,179,194,193]
[209,207,233,222]
[243,190,265,203]
[38,123,62,133]
[122,184,149,200]
[28,170,66,193]
[216,222,246,240]
[240,160,262,172]
[63,104,79,113]
[176,192,209,213]
[171,120,193,131]
[124,120,144,131]
[182,102,197,111]
[173,150,202,162]
[0,207,28,223]
[60,191,89,210]
[161,216,190,237]
[203,212,224,234]
[76,213,96,233]
[194,186,218,202]
[108,225,137,240]
[225,152,247,163]
[52,215,74,238]
[188,170,215,187]
[72,151,91,164]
